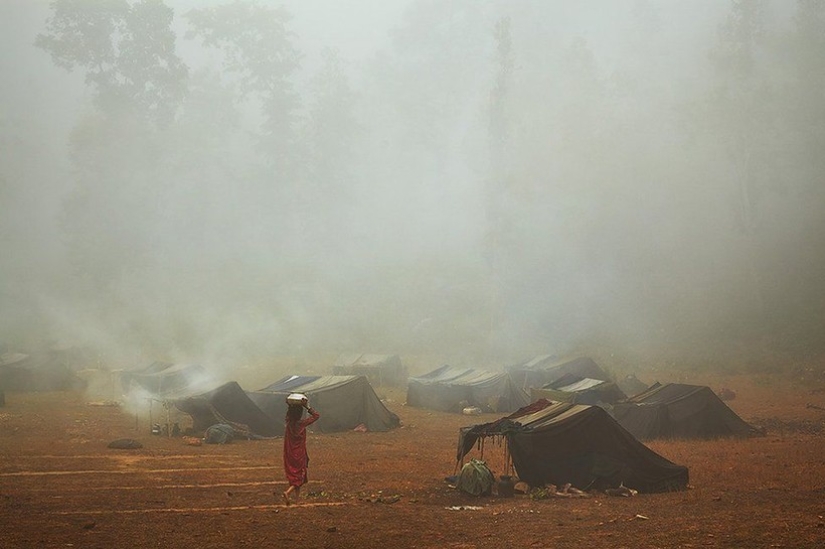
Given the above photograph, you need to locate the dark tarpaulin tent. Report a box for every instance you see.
[406,365,530,413]
[613,383,761,440]
[457,399,689,493]
[530,374,628,406]
[121,362,212,397]
[248,375,400,435]
[507,356,611,391]
[172,381,280,438]
[332,353,408,386]
[0,351,85,392]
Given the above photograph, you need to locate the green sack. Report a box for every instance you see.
[457,459,494,496]
[204,423,234,444]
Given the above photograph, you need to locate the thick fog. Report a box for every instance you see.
[2,0,824,372]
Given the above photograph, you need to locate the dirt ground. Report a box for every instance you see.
[2,369,825,549]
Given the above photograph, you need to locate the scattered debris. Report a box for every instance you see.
[462,406,482,416]
[632,514,649,521]
[529,483,589,499]
[605,484,638,497]
[362,494,401,504]
[750,417,823,435]
[182,436,202,446]
[514,481,530,494]
[445,506,483,511]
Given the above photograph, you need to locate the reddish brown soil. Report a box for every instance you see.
[2,372,825,549]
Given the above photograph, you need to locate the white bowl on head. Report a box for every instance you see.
[286,393,308,407]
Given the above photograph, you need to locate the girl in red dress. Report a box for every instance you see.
[282,399,320,505]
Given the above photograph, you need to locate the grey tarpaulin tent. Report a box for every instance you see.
[406,365,529,413]
[507,356,611,391]
[248,375,400,435]
[530,374,628,406]
[613,383,761,440]
[332,353,408,386]
[457,399,689,493]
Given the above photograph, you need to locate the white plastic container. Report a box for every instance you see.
[286,393,308,407]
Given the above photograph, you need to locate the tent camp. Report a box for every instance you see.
[248,375,400,435]
[121,362,213,397]
[332,353,407,386]
[172,381,281,438]
[406,365,530,413]
[507,356,612,391]
[530,373,627,406]
[613,383,761,440]
[457,399,689,493]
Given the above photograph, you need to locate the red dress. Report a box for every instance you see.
[283,408,320,487]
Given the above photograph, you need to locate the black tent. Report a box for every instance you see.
[613,383,761,440]
[332,353,408,386]
[530,374,627,406]
[248,375,400,435]
[507,356,611,391]
[458,399,689,493]
[172,381,280,437]
[406,365,529,413]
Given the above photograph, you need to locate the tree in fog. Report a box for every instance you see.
[673,0,775,340]
[491,25,620,347]
[36,0,187,123]
[767,0,825,343]
[185,0,304,271]
[185,1,301,173]
[351,1,497,354]
[675,0,825,351]
[708,0,769,236]
[10,0,825,364]
[484,15,513,351]
[297,48,360,253]
[36,0,188,291]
